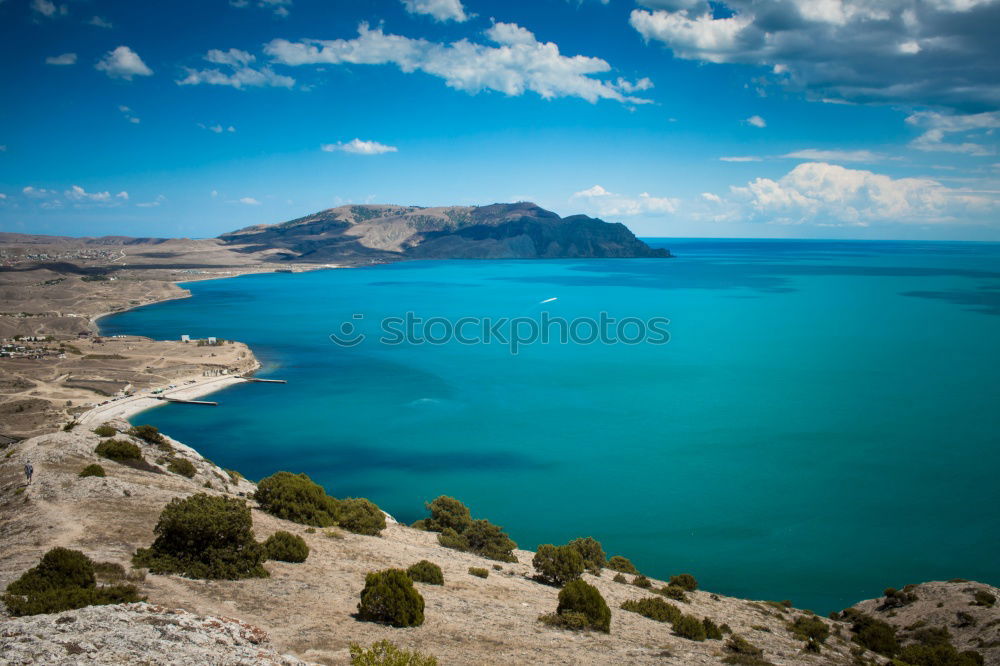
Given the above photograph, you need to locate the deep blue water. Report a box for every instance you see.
[100,239,1000,614]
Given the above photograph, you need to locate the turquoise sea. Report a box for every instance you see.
[100,239,1000,614]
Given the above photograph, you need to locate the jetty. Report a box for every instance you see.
[245,378,287,384]
[155,397,219,406]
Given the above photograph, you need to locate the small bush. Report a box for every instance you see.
[93,561,126,582]
[673,614,708,641]
[254,471,339,527]
[414,496,472,533]
[438,520,517,563]
[92,425,116,437]
[607,555,638,575]
[539,611,591,631]
[898,643,984,666]
[882,586,918,609]
[633,574,652,589]
[349,640,438,666]
[407,561,444,585]
[621,597,681,623]
[469,567,489,578]
[133,493,268,579]
[787,615,829,644]
[658,585,688,602]
[726,635,763,657]
[79,464,106,478]
[704,617,724,639]
[669,573,698,591]
[167,458,196,478]
[357,569,425,627]
[554,580,610,633]
[973,590,996,607]
[95,438,142,462]
[2,548,142,616]
[129,424,171,451]
[338,497,386,536]
[264,531,309,563]
[845,610,899,657]
[566,537,606,570]
[613,573,628,584]
[533,544,584,586]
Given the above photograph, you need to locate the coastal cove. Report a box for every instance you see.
[99,238,1000,616]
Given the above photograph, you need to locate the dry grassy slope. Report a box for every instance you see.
[0,423,894,666]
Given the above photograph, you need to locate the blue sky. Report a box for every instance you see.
[1,0,998,240]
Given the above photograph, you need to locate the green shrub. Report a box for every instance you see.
[469,567,489,579]
[787,615,830,644]
[620,597,681,623]
[167,458,196,478]
[613,573,628,584]
[845,610,899,657]
[264,531,309,563]
[92,425,116,437]
[973,590,996,607]
[658,585,688,602]
[437,520,517,563]
[349,640,438,666]
[357,569,425,627]
[79,463,106,478]
[704,617,724,639]
[129,425,171,451]
[414,496,472,533]
[554,580,610,633]
[607,555,638,575]
[633,574,652,589]
[533,544,584,586]
[566,537,606,570]
[2,547,142,616]
[254,471,339,527]
[338,498,386,536]
[882,586,918,609]
[406,561,444,585]
[673,614,708,641]
[669,573,698,591]
[95,438,142,462]
[133,493,268,579]
[898,643,984,666]
[726,635,763,657]
[538,611,591,631]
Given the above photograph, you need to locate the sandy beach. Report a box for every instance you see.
[75,374,250,426]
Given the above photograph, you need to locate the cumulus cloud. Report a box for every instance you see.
[401,0,468,22]
[321,139,398,155]
[118,105,140,124]
[629,0,1000,112]
[745,115,766,128]
[178,48,295,89]
[239,197,261,205]
[64,185,129,206]
[711,162,995,226]
[572,184,679,216]
[88,16,112,28]
[906,110,1000,155]
[96,46,153,80]
[45,53,76,66]
[31,0,66,17]
[781,149,885,162]
[264,22,651,104]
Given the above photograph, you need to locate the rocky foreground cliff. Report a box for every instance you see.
[1,424,997,665]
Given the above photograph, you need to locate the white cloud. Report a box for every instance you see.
[231,0,292,16]
[63,185,128,206]
[0,194,7,200]
[321,139,398,155]
[781,149,884,162]
[720,162,995,225]
[572,184,679,216]
[264,22,651,105]
[719,156,761,162]
[96,46,153,80]
[401,0,468,22]
[239,197,261,205]
[745,115,766,128]
[0,145,6,152]
[23,186,55,198]
[906,111,1000,156]
[178,48,295,89]
[88,16,112,28]
[118,105,140,124]
[615,76,654,94]
[31,0,65,17]
[629,1,1000,111]
[137,194,166,208]
[701,192,722,202]
[45,53,76,66]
